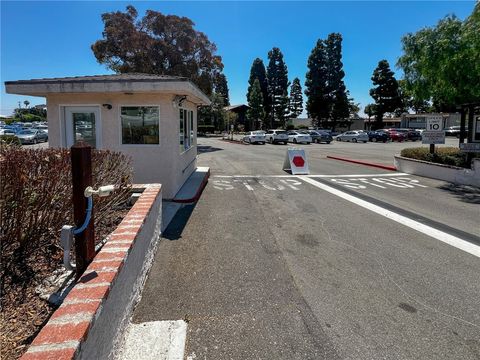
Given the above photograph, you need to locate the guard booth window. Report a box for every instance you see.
[179,109,194,152]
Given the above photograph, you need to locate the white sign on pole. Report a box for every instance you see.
[283,148,309,175]
[459,143,480,153]
[426,116,443,132]
[423,115,445,144]
[422,131,445,144]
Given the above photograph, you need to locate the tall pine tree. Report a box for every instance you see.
[247,58,269,121]
[288,78,303,118]
[214,73,230,106]
[246,79,265,130]
[266,47,289,128]
[369,60,403,129]
[305,39,329,127]
[325,33,349,130]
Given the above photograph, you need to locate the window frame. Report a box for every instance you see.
[119,105,160,146]
[179,108,195,154]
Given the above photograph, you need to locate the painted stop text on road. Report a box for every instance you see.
[213,178,303,191]
[212,174,427,191]
[329,177,428,189]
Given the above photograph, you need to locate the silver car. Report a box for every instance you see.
[16,129,48,144]
[336,130,369,143]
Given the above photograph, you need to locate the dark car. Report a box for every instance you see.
[303,130,332,144]
[367,131,390,143]
[380,129,406,142]
[392,128,422,141]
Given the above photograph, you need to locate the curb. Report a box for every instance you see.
[20,185,162,360]
[326,155,397,171]
[172,168,210,204]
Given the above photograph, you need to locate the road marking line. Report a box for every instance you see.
[214,173,409,178]
[298,176,480,258]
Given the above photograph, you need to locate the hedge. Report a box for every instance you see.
[400,147,479,168]
[0,146,132,301]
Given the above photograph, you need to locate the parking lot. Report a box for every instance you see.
[222,133,459,165]
[133,137,480,360]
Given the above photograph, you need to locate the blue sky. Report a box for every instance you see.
[1,1,475,116]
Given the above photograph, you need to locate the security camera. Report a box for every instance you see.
[84,185,115,197]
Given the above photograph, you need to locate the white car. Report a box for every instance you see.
[287,130,312,144]
[0,129,17,136]
[33,125,48,134]
[336,130,369,143]
[243,131,266,144]
[264,129,289,144]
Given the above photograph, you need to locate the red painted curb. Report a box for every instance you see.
[326,155,397,171]
[173,168,210,203]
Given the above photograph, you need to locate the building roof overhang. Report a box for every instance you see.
[5,74,211,105]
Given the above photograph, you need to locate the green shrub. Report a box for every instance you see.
[400,147,479,168]
[0,135,21,145]
[19,113,46,122]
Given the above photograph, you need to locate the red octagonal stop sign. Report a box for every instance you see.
[292,156,305,168]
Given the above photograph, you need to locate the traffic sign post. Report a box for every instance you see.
[283,148,309,175]
[423,115,445,153]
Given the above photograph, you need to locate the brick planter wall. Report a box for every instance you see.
[21,184,162,360]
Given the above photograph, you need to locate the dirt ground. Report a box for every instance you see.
[0,208,129,360]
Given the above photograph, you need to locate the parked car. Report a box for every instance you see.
[0,128,17,136]
[33,124,48,134]
[379,129,406,142]
[264,129,289,144]
[16,129,48,144]
[445,126,465,137]
[336,130,368,143]
[243,131,266,144]
[392,128,421,141]
[303,130,332,144]
[1,125,21,134]
[367,131,390,143]
[315,128,332,134]
[287,130,312,144]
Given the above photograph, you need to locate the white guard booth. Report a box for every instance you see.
[5,74,211,199]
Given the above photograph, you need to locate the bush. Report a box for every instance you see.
[400,147,479,168]
[0,146,132,299]
[15,113,46,123]
[0,135,21,145]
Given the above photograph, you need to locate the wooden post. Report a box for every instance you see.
[71,141,95,278]
[459,107,466,144]
[429,144,435,154]
[467,105,475,165]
